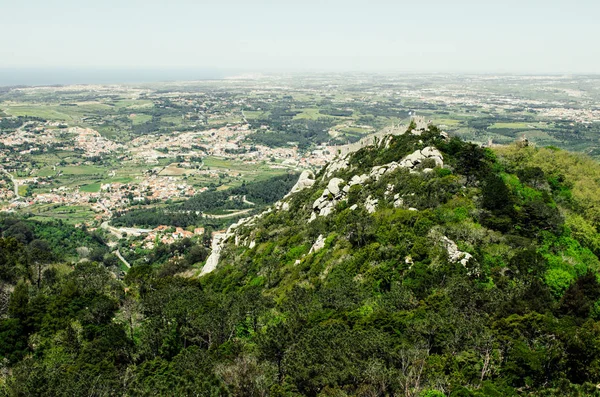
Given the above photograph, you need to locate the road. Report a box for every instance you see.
[1,169,19,199]
[101,221,123,239]
[100,221,152,238]
[203,208,253,219]
[242,195,255,206]
[115,250,131,269]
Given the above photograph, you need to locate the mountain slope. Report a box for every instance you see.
[198,123,600,395]
[3,123,600,396]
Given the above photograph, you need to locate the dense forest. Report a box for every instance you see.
[248,117,338,149]
[2,126,600,396]
[0,116,44,132]
[112,173,299,228]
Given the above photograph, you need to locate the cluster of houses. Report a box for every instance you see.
[141,225,206,249]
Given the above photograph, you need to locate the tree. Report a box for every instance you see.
[27,239,53,290]
[257,322,293,384]
[559,272,600,318]
[185,244,208,266]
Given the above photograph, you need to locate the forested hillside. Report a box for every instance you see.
[2,124,600,396]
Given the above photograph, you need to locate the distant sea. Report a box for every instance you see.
[0,68,231,87]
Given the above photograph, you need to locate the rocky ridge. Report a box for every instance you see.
[201,122,472,275]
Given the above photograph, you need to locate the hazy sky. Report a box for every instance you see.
[1,0,599,74]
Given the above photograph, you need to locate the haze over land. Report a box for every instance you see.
[2,0,600,82]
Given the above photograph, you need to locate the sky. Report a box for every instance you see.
[1,0,599,78]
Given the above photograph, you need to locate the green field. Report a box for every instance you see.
[433,118,463,126]
[207,116,243,125]
[130,114,152,125]
[339,126,370,134]
[194,156,289,188]
[80,182,101,193]
[105,176,135,184]
[293,108,323,120]
[25,204,97,225]
[18,185,29,196]
[4,102,114,121]
[488,122,533,129]
[35,167,57,177]
[112,99,154,109]
[4,105,71,121]
[59,165,106,175]
[243,110,269,119]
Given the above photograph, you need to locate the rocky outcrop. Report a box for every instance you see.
[440,236,473,267]
[312,177,347,219]
[309,234,326,254]
[392,193,404,208]
[201,206,275,275]
[365,196,379,213]
[203,134,447,275]
[349,174,369,186]
[285,170,315,197]
[201,232,231,275]
[327,178,344,196]
[323,157,349,180]
[363,147,444,182]
[399,147,443,170]
[309,146,444,219]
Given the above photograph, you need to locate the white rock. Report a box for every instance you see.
[365,195,379,213]
[249,240,256,249]
[441,236,473,267]
[309,234,326,254]
[349,174,368,186]
[397,146,444,170]
[327,178,344,196]
[421,146,442,158]
[201,232,232,276]
[286,170,315,197]
[313,196,327,209]
[431,156,444,167]
[324,157,349,179]
[405,151,424,164]
[387,163,400,173]
[320,205,334,217]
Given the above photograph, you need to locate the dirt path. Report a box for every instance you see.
[1,169,19,198]
[203,208,253,219]
[115,250,131,269]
